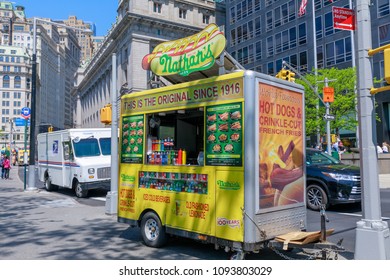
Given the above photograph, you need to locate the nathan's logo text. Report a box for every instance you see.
[121,174,135,182]
[142,24,226,77]
[217,180,240,190]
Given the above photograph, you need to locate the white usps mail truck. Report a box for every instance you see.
[37,128,112,197]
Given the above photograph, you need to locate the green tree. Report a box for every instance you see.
[296,67,357,141]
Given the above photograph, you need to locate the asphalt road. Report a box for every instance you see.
[14,166,390,260]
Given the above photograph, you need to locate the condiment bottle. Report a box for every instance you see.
[182,149,187,165]
[178,149,182,165]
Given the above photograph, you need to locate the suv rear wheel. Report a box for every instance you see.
[307,184,328,211]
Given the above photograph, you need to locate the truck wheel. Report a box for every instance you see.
[306,184,328,211]
[140,212,167,248]
[74,182,88,198]
[45,176,57,191]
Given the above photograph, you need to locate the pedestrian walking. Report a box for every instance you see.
[3,155,10,179]
[1,154,5,179]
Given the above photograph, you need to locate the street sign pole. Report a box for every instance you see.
[355,0,390,259]
[23,119,27,191]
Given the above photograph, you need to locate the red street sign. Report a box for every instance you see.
[332,6,356,31]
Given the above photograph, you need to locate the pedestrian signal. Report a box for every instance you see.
[287,71,296,82]
[276,69,289,81]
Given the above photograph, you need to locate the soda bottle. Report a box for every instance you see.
[178,149,182,165]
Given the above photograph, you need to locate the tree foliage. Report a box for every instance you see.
[295,67,357,137]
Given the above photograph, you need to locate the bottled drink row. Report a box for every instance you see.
[148,149,187,165]
[152,138,175,151]
[139,177,208,194]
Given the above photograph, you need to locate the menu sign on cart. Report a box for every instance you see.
[121,115,144,163]
[205,102,243,166]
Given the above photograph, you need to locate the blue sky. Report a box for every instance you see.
[11,0,118,36]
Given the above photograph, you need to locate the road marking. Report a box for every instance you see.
[337,212,390,220]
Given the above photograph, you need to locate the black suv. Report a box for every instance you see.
[306,148,361,210]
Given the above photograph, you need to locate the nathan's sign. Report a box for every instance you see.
[142,24,226,77]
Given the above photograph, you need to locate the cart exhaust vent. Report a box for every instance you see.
[97,167,111,179]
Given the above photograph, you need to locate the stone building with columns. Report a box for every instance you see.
[73,0,225,128]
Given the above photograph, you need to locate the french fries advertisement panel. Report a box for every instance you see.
[258,83,304,210]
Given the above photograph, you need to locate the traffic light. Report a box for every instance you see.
[276,69,289,81]
[100,104,112,124]
[287,71,296,82]
[48,126,53,132]
[385,48,390,84]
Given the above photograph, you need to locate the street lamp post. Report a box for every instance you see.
[27,18,91,190]
[27,17,38,190]
[354,0,390,259]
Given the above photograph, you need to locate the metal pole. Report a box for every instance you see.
[324,78,332,155]
[27,18,37,191]
[354,0,390,259]
[311,0,320,148]
[23,119,27,190]
[9,119,13,154]
[349,0,359,148]
[106,53,118,215]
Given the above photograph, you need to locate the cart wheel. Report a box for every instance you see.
[307,184,328,211]
[74,181,88,198]
[141,212,167,248]
[230,251,245,260]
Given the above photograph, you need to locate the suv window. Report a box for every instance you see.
[306,150,339,165]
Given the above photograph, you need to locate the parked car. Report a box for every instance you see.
[305,148,361,211]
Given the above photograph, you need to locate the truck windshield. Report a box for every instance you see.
[73,138,101,157]
[99,137,111,155]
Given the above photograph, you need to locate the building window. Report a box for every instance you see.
[255,16,261,36]
[378,0,390,17]
[379,23,390,46]
[230,6,236,24]
[203,14,210,24]
[316,16,323,39]
[255,0,261,11]
[298,23,307,45]
[14,76,21,88]
[266,36,274,57]
[266,11,273,31]
[230,29,236,47]
[324,12,334,36]
[267,62,274,75]
[153,2,162,13]
[255,40,262,61]
[3,75,10,88]
[325,37,352,66]
[317,45,324,68]
[179,8,187,19]
[2,92,10,98]
[299,51,308,73]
